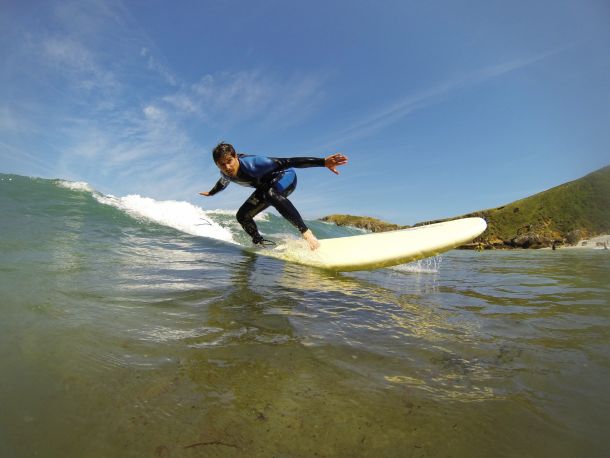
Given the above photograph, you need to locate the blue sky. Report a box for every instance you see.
[1,0,609,224]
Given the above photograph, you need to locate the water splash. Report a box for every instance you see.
[391,255,443,274]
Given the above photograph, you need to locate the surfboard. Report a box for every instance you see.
[256,217,487,271]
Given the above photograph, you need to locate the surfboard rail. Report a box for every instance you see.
[260,217,488,271]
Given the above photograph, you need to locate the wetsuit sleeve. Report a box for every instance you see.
[270,157,326,170]
[207,176,230,196]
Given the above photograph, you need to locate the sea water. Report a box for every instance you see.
[1,174,609,457]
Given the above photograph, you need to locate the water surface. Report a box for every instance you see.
[1,174,609,457]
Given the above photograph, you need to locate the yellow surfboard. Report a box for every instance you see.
[258,217,487,271]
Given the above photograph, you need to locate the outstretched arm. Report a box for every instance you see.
[199,176,230,197]
[270,153,348,174]
[270,157,325,170]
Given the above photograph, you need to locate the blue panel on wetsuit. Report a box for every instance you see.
[274,169,296,193]
[240,155,276,178]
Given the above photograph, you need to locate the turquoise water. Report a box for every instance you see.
[1,173,609,457]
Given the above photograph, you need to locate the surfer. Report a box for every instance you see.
[199,142,348,250]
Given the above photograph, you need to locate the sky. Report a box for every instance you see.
[1,0,609,224]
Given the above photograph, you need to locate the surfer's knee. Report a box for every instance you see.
[237,195,260,224]
[236,206,252,225]
[267,191,308,233]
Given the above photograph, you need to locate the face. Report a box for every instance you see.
[216,154,239,177]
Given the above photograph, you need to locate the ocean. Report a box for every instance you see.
[1,173,609,457]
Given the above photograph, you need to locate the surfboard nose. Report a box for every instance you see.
[472,217,487,235]
[462,217,487,238]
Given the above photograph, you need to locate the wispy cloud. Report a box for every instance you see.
[0,141,57,176]
[57,103,192,167]
[140,47,178,87]
[316,50,564,150]
[162,93,200,115]
[41,36,120,94]
[0,105,36,134]
[164,70,327,129]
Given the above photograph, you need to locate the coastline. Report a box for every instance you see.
[319,214,609,251]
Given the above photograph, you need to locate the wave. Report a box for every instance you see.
[94,193,237,244]
[2,173,443,273]
[53,177,237,244]
[51,178,320,246]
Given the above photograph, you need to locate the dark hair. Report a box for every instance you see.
[212,142,236,163]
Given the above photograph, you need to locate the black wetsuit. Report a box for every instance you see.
[208,154,325,243]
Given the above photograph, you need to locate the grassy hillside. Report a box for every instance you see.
[425,165,609,248]
[321,165,610,248]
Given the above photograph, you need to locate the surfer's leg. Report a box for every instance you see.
[265,186,308,234]
[236,191,270,243]
[266,176,319,250]
[266,187,320,250]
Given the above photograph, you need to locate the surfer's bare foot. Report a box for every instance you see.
[303,229,320,251]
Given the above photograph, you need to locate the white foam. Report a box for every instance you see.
[94,194,237,244]
[206,209,237,216]
[57,180,94,192]
[261,238,324,266]
[207,209,270,221]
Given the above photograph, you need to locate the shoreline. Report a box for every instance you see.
[320,215,609,251]
[545,234,610,250]
[463,234,610,251]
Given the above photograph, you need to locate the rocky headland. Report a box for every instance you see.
[320,215,406,233]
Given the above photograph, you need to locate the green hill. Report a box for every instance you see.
[321,165,610,249]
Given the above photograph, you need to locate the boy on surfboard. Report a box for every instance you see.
[200,142,347,250]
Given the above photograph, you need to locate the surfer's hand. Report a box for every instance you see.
[199,191,211,197]
[325,153,348,175]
